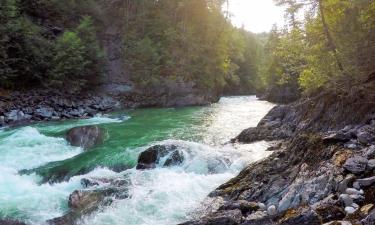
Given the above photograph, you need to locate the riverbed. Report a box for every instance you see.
[0,96,274,225]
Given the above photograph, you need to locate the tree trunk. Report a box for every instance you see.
[318,0,345,73]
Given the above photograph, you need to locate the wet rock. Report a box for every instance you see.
[66,125,105,150]
[35,106,54,118]
[343,156,368,174]
[136,145,184,170]
[5,110,31,122]
[0,219,27,225]
[0,116,5,125]
[178,209,242,225]
[68,190,105,211]
[48,186,129,225]
[357,176,375,187]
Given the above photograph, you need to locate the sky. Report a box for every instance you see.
[227,0,286,33]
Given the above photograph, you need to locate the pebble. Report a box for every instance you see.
[267,205,277,216]
[345,206,357,214]
[340,194,353,207]
[353,181,360,190]
[346,188,363,195]
[258,203,266,211]
[368,159,375,170]
[357,176,375,187]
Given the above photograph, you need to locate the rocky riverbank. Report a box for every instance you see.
[181,81,375,224]
[0,87,219,127]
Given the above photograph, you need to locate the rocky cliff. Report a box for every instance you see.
[181,79,375,225]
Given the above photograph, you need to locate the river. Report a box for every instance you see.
[0,96,274,225]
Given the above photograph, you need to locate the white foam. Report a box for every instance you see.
[0,127,82,169]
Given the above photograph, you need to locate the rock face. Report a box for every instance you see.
[259,84,301,104]
[66,126,105,150]
[0,219,27,225]
[182,85,375,225]
[0,89,120,127]
[136,145,184,170]
[233,91,375,144]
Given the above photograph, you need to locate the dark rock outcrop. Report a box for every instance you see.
[136,144,184,170]
[0,219,27,225]
[259,85,300,104]
[66,126,105,150]
[47,178,129,225]
[183,85,375,225]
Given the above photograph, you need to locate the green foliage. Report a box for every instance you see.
[0,0,103,91]
[122,0,260,92]
[260,0,375,95]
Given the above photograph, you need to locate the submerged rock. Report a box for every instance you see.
[48,185,129,225]
[66,125,105,150]
[136,144,184,170]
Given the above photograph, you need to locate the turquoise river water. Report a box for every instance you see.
[0,96,274,225]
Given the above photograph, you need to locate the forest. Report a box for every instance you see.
[1,0,375,97]
[0,0,260,94]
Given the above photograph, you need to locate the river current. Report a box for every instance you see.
[0,96,274,225]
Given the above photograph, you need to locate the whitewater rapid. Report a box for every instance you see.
[0,96,274,225]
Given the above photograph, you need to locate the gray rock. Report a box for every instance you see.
[267,205,277,216]
[178,209,242,225]
[357,125,375,145]
[338,174,356,193]
[362,210,375,225]
[352,181,360,190]
[35,106,54,118]
[5,110,31,121]
[344,206,356,214]
[368,159,375,170]
[339,194,353,207]
[66,125,105,150]
[0,116,4,125]
[343,156,368,174]
[345,188,363,195]
[366,145,375,159]
[323,131,350,144]
[357,176,375,187]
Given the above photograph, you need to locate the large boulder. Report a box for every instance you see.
[48,186,129,225]
[66,125,105,150]
[136,145,184,170]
